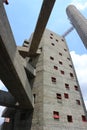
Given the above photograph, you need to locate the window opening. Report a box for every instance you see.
[56,93,62,99]
[51,77,56,83]
[67,115,73,122]
[74,85,79,91]
[61,70,64,75]
[54,66,58,70]
[69,65,72,68]
[50,36,53,39]
[56,39,58,42]
[64,93,69,99]
[51,43,55,46]
[70,73,74,77]
[82,115,87,122]
[53,111,59,119]
[59,52,62,56]
[65,83,70,90]
[76,100,81,105]
[50,56,54,60]
[59,61,63,65]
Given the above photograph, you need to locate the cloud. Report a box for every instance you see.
[70,51,87,109]
[70,0,87,10]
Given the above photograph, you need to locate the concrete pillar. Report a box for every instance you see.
[66,5,87,49]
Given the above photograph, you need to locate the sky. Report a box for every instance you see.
[0,0,87,124]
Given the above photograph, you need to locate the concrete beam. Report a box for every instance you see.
[0,2,33,109]
[0,90,16,107]
[29,0,56,56]
[66,5,87,49]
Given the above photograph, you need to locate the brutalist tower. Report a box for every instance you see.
[0,1,87,130]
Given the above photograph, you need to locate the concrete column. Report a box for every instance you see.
[66,5,87,49]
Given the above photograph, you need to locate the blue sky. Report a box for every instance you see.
[0,0,87,124]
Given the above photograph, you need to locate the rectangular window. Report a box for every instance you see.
[64,93,69,99]
[82,115,87,122]
[54,66,58,70]
[59,61,63,65]
[51,77,56,83]
[70,73,74,77]
[50,36,53,39]
[50,56,54,60]
[76,100,81,105]
[59,52,62,56]
[51,43,55,46]
[53,111,59,119]
[65,83,70,90]
[56,93,62,99]
[69,65,72,68]
[67,115,73,122]
[74,85,79,91]
[56,39,58,42]
[60,70,64,75]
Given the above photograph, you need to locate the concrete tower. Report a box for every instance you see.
[0,1,87,130]
[66,5,87,49]
[2,29,87,130]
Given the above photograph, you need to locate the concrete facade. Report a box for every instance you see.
[2,29,87,130]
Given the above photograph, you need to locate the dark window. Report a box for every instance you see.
[59,52,62,56]
[61,39,64,42]
[69,65,72,68]
[56,39,58,42]
[76,100,81,105]
[61,70,64,75]
[51,77,56,83]
[67,57,70,61]
[70,73,74,77]
[56,93,62,99]
[64,93,69,99]
[59,61,63,65]
[74,85,79,91]
[67,115,73,122]
[64,48,67,51]
[50,56,54,60]
[65,83,70,90]
[54,66,58,70]
[33,94,36,104]
[82,115,87,122]
[51,43,55,46]
[53,111,59,119]
[50,36,53,39]
[50,33,53,36]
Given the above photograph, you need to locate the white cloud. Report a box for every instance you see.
[70,0,87,10]
[70,51,87,109]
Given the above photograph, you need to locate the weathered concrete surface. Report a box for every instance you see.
[66,5,87,49]
[29,0,56,56]
[0,90,16,107]
[0,1,33,109]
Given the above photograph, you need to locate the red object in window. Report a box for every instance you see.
[82,115,87,122]
[64,93,69,99]
[56,93,62,99]
[53,111,59,119]
[53,115,60,119]
[51,77,56,83]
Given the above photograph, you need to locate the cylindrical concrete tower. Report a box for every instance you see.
[66,5,87,49]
